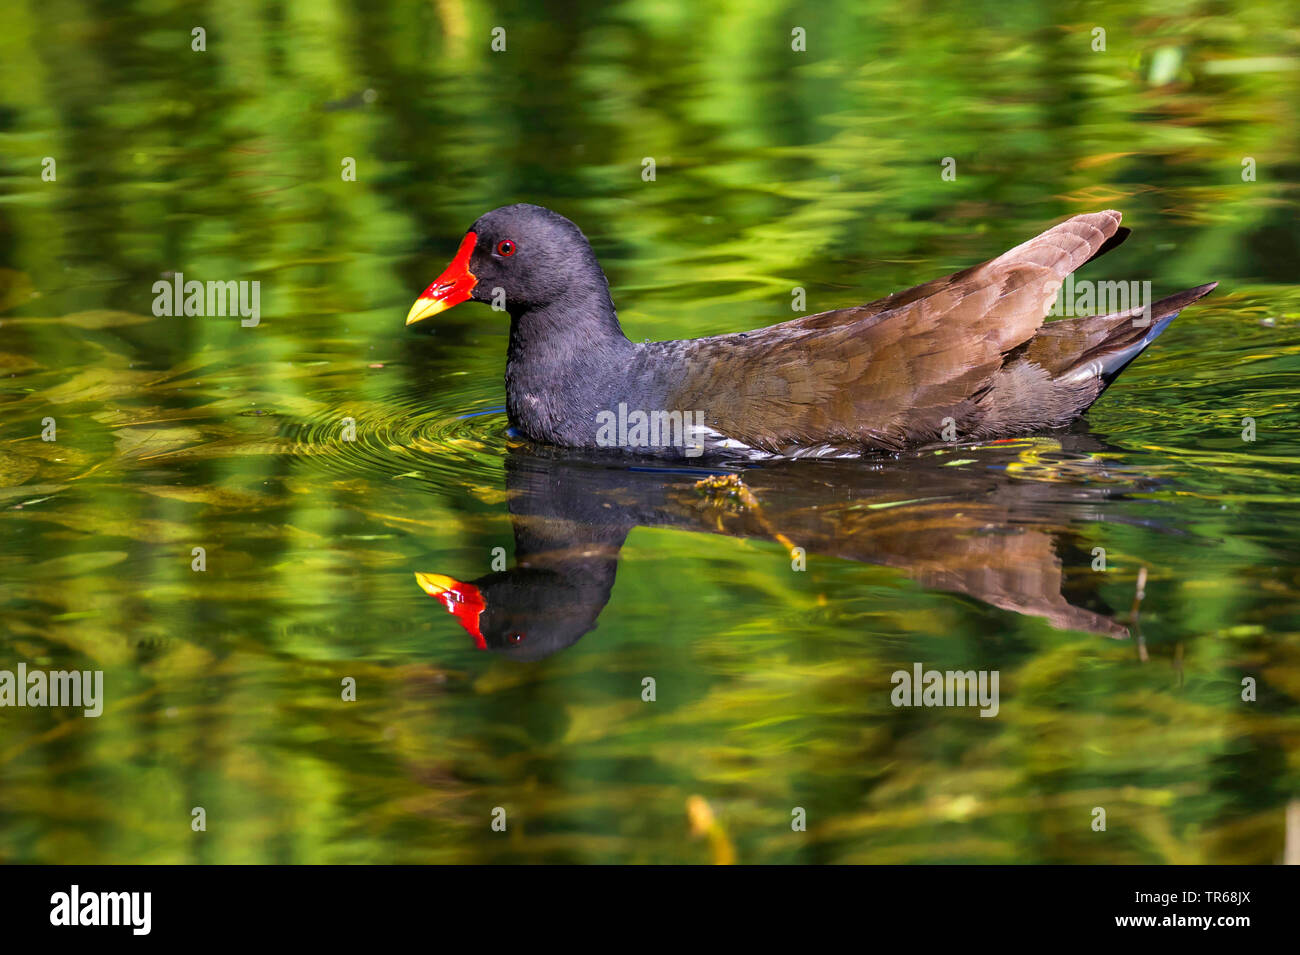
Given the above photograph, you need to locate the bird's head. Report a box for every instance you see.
[413,567,603,661]
[405,203,602,325]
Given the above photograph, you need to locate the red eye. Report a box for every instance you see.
[496,239,515,257]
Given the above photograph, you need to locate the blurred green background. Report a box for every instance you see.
[0,0,1298,863]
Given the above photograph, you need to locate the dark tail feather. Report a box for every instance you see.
[1094,310,1177,385]
[1025,282,1217,397]
[1085,226,1131,266]
[978,281,1216,436]
[1091,282,1218,387]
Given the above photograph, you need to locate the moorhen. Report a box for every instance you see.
[415,439,1141,659]
[406,204,1216,457]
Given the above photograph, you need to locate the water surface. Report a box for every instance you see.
[1,1,1298,863]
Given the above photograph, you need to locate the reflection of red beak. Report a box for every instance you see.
[414,572,487,649]
[405,232,478,325]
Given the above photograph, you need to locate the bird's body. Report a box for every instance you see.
[407,204,1216,458]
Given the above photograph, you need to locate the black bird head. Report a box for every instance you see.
[405,203,607,323]
[414,560,614,662]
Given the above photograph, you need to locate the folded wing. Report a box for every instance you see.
[668,211,1126,452]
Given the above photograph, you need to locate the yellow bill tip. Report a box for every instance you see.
[414,572,461,595]
[405,297,449,326]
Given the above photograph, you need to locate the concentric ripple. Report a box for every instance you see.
[284,390,509,493]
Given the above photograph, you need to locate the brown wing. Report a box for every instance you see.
[668,211,1124,451]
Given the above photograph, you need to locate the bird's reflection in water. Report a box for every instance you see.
[416,429,1161,660]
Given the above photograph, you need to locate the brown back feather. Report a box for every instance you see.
[670,211,1125,451]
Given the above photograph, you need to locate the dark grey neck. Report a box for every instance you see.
[504,284,647,447]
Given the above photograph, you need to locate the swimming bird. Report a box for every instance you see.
[406,204,1215,458]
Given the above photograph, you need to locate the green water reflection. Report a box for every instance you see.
[1,0,1298,863]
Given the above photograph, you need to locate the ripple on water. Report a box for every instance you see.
[284,392,509,493]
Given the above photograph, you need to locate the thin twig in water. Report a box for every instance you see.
[1130,566,1148,662]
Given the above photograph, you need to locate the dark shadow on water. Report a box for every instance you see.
[415,427,1170,660]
